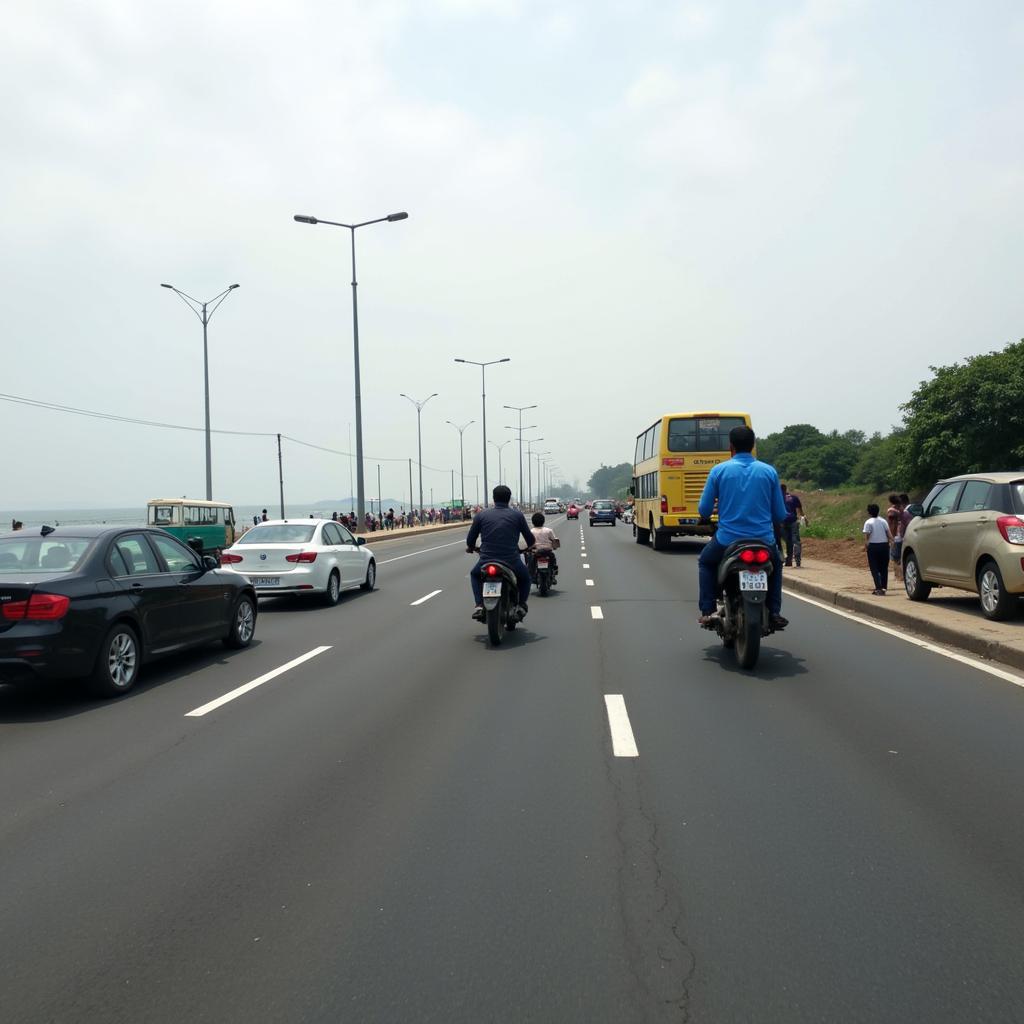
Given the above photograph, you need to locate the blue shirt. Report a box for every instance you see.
[697,453,787,546]
[466,504,534,563]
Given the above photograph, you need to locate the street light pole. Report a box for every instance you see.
[446,420,474,514]
[524,437,544,508]
[489,439,511,487]
[454,357,509,507]
[503,404,537,507]
[401,392,438,520]
[160,282,240,500]
[294,210,408,530]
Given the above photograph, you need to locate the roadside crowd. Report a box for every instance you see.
[249,507,477,532]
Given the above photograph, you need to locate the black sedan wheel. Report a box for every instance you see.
[91,622,141,697]
[224,595,257,648]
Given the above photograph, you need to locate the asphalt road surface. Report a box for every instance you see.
[3,517,1024,1023]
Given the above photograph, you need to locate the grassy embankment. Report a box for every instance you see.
[792,487,893,569]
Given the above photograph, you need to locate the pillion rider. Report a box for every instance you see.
[466,485,534,622]
[696,424,789,631]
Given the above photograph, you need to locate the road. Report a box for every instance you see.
[2,517,1024,1023]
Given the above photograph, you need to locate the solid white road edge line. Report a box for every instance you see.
[185,646,333,717]
[783,589,1024,688]
[591,606,603,620]
[411,589,443,606]
[604,694,639,757]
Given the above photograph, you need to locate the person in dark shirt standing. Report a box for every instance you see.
[466,485,534,621]
[780,483,805,567]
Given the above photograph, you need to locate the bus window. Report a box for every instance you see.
[148,505,178,526]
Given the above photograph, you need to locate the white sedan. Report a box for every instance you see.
[220,519,376,605]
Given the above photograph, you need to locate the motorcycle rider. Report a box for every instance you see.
[696,424,789,630]
[467,485,535,622]
[527,511,560,580]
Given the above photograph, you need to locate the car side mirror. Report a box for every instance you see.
[906,503,923,519]
[356,536,366,546]
[202,555,219,571]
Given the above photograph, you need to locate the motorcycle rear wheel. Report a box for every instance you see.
[735,603,761,670]
[539,573,550,596]
[486,604,505,645]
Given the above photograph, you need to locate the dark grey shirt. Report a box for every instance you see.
[466,504,534,563]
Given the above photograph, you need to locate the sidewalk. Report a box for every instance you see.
[783,559,1024,673]
[357,520,468,544]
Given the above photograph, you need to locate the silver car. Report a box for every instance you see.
[902,472,1024,620]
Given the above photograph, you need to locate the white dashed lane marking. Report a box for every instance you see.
[410,589,443,606]
[590,606,603,620]
[604,694,639,757]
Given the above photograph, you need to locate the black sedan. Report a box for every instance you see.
[0,525,257,697]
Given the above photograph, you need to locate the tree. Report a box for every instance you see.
[757,423,826,467]
[587,463,633,499]
[851,431,905,491]
[898,339,1024,487]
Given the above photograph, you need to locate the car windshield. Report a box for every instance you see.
[237,524,317,545]
[0,536,92,573]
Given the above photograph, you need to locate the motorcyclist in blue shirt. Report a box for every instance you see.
[466,485,535,622]
[697,425,789,630]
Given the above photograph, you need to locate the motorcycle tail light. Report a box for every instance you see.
[739,549,755,563]
[755,549,770,563]
[486,564,499,577]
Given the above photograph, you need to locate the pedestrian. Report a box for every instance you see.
[253,514,260,526]
[261,509,268,522]
[863,502,893,595]
[12,519,23,531]
[887,494,904,584]
[779,484,805,568]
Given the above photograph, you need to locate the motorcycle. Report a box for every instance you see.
[705,539,780,669]
[527,548,557,597]
[478,559,521,645]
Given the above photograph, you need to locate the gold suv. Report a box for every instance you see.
[902,472,1024,620]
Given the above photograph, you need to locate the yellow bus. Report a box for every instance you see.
[631,412,752,550]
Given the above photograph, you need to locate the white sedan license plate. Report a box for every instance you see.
[739,570,767,591]
[482,580,502,598]
[250,576,281,587]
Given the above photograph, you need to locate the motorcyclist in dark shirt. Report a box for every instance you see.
[466,485,534,622]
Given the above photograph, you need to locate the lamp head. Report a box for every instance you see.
[387,212,409,222]
[293,214,318,224]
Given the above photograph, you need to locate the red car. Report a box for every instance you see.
[567,504,579,520]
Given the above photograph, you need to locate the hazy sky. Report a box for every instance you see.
[3,0,1022,508]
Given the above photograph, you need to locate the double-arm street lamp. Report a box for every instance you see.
[532,449,551,507]
[294,210,408,530]
[401,392,438,518]
[503,404,537,507]
[454,357,509,507]
[524,437,545,508]
[160,282,240,500]
[446,419,474,514]
[489,439,511,486]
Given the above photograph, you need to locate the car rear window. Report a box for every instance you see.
[237,524,316,544]
[0,537,92,573]
[594,501,614,510]
[1012,482,1024,514]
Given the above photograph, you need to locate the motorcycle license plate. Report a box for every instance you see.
[739,570,768,591]
[537,559,550,568]
[482,581,502,598]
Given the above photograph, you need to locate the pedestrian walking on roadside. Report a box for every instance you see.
[780,484,805,567]
[887,494,905,584]
[863,502,893,595]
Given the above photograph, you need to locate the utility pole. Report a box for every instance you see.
[277,433,285,519]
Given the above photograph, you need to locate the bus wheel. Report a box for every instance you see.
[635,521,649,545]
[651,526,669,551]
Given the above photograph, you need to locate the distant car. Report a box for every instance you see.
[220,518,376,605]
[902,472,1024,620]
[567,504,580,520]
[0,525,256,697]
[543,500,560,516]
[589,500,617,527]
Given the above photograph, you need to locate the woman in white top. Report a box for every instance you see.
[863,502,893,595]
